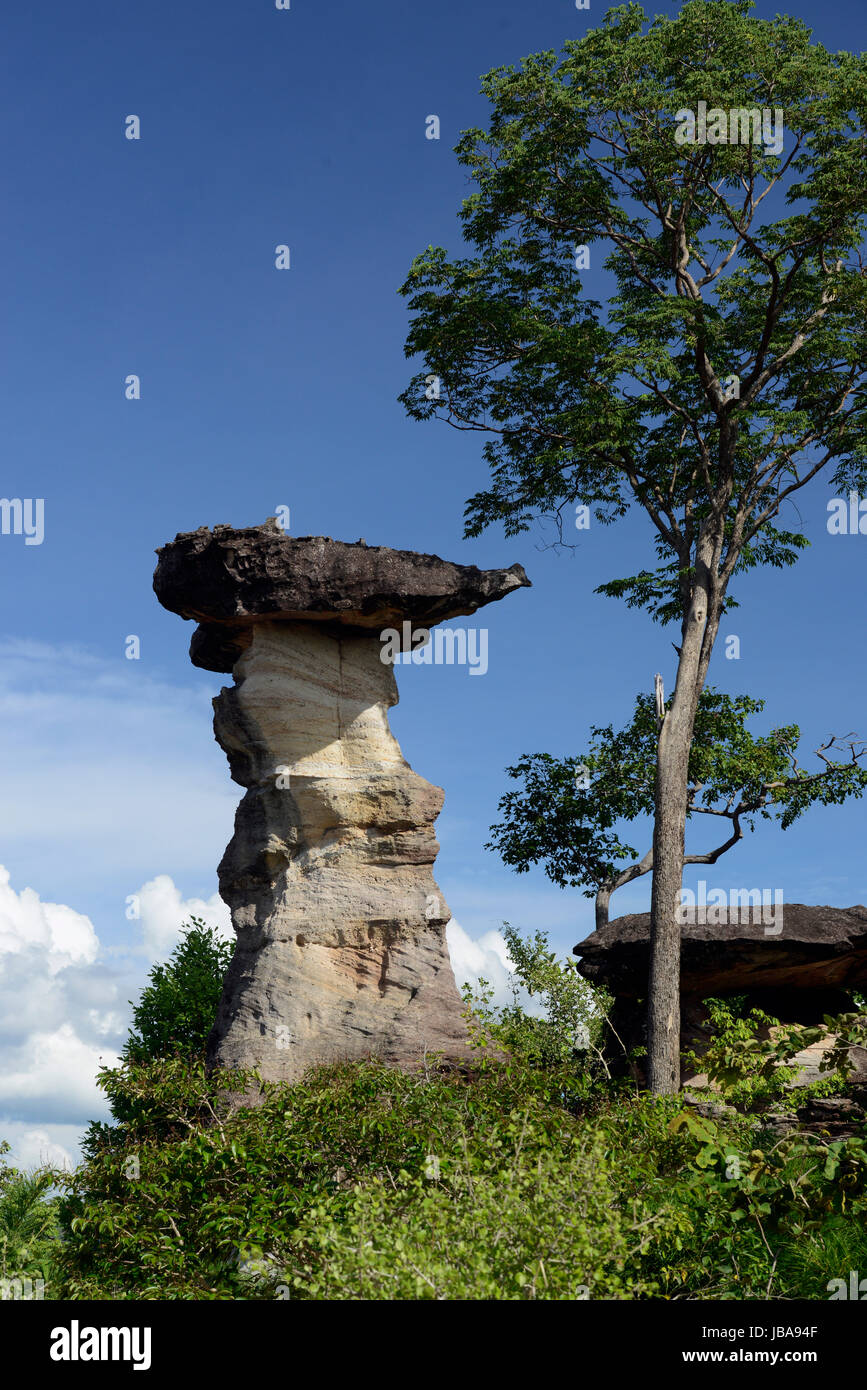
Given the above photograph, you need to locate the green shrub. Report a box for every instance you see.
[56,1056,639,1299]
[461,922,612,1072]
[0,1142,59,1294]
[123,917,234,1065]
[49,924,867,1301]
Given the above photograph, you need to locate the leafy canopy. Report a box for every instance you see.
[488,688,867,895]
[0,1141,58,1287]
[55,1022,867,1300]
[400,0,867,625]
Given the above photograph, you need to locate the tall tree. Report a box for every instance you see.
[399,0,867,1091]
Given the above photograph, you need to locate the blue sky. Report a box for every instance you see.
[1,0,866,1164]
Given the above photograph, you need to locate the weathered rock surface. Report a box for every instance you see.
[153,522,530,1084]
[761,1095,867,1140]
[574,905,867,1085]
[154,520,530,673]
[575,904,867,1001]
[795,1096,866,1138]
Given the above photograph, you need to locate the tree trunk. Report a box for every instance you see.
[595,885,612,931]
[646,564,712,1094]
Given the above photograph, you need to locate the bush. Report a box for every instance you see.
[56,1056,644,1299]
[461,922,612,1071]
[50,926,867,1301]
[122,917,234,1065]
[0,1142,59,1294]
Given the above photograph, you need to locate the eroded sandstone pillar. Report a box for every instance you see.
[153,521,529,1082]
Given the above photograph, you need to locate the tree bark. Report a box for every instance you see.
[647,557,713,1094]
[595,885,611,931]
[596,848,655,931]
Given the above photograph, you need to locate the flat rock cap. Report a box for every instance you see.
[574,904,867,996]
[154,520,531,672]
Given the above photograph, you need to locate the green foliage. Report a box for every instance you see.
[594,527,811,627]
[122,917,234,1065]
[460,923,611,1069]
[655,1105,867,1296]
[54,1047,867,1301]
[682,997,825,1112]
[0,1142,59,1290]
[818,1011,867,1077]
[284,1111,644,1300]
[44,910,867,1302]
[682,997,867,1117]
[400,0,867,602]
[774,1073,851,1113]
[56,1057,642,1300]
[488,688,867,899]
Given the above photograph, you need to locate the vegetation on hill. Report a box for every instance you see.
[5,915,867,1301]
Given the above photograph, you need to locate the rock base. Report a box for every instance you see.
[207,621,474,1082]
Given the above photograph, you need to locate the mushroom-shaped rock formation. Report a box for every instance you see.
[574,905,867,1083]
[154,521,530,1083]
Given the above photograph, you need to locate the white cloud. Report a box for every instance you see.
[133,873,232,961]
[0,869,124,1139]
[446,920,516,1007]
[0,1024,118,1125]
[0,865,235,1167]
[0,865,99,973]
[1,1124,81,1173]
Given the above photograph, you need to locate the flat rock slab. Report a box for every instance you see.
[154,520,530,672]
[578,905,867,1084]
[575,904,867,998]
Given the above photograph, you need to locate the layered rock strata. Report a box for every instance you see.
[154,521,530,1082]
